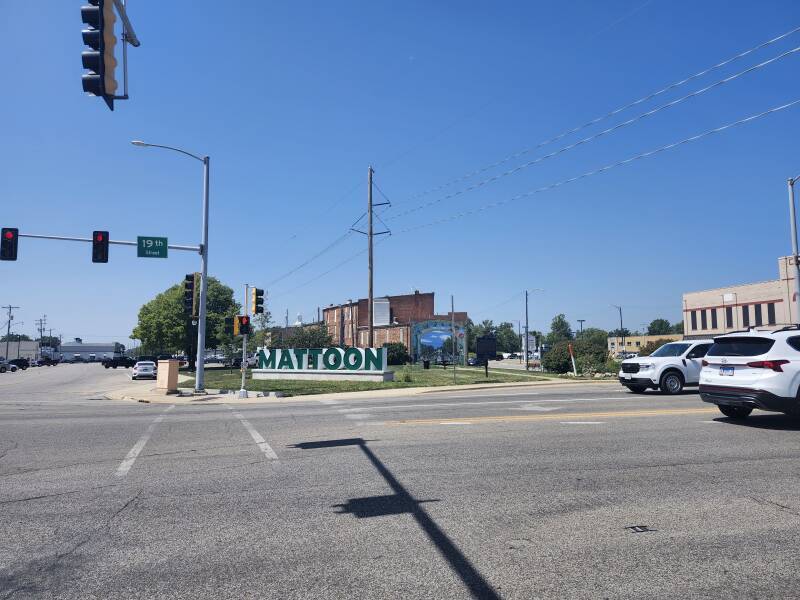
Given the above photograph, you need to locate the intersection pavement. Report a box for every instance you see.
[2,364,800,599]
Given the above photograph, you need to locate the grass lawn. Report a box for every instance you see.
[179,364,546,397]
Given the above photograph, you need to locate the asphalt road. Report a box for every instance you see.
[3,364,800,599]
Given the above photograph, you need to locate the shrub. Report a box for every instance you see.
[384,342,411,365]
[542,341,572,373]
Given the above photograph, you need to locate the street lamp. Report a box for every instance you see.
[132,140,211,392]
[524,289,544,371]
[612,305,625,357]
[787,175,800,324]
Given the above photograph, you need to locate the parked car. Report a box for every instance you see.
[29,360,41,367]
[699,328,800,419]
[131,361,157,380]
[39,357,59,366]
[8,358,29,370]
[619,339,713,394]
[0,360,19,373]
[468,357,480,366]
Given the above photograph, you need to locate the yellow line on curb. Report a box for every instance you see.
[385,407,718,426]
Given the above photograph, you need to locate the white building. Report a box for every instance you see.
[59,340,125,362]
[0,340,39,361]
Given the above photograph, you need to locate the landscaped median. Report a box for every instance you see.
[178,364,548,397]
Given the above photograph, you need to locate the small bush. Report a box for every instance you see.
[385,342,411,365]
[400,366,413,382]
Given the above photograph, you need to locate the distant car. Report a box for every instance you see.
[131,361,157,380]
[8,358,29,370]
[29,360,41,367]
[507,353,519,360]
[103,356,136,369]
[0,360,19,373]
[39,357,59,366]
[467,357,480,366]
[494,354,504,360]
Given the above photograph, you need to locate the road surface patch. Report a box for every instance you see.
[226,406,279,460]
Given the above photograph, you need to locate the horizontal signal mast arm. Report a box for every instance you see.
[18,233,199,253]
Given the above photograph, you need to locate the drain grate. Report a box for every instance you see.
[625,525,655,533]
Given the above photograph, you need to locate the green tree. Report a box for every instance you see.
[647,318,672,336]
[384,342,410,365]
[542,340,572,373]
[546,314,573,346]
[495,322,520,353]
[37,335,60,349]
[286,323,332,348]
[609,327,631,338]
[0,334,31,342]
[131,277,239,364]
[671,320,684,334]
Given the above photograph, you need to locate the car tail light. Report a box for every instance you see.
[746,359,789,372]
[701,360,709,366]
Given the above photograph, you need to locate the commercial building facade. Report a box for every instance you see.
[0,340,40,361]
[59,340,125,362]
[607,334,683,356]
[682,256,796,338]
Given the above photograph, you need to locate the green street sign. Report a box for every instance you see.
[137,236,168,258]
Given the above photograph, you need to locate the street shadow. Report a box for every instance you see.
[293,437,502,600]
[712,414,800,431]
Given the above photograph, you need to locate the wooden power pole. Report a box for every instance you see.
[368,165,374,348]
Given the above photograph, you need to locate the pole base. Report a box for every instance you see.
[238,389,249,399]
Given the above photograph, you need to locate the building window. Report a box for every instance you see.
[754,304,763,327]
[691,311,697,330]
[701,310,707,330]
[635,341,640,347]
[742,305,750,328]
[711,309,718,330]
[726,306,733,328]
[768,303,776,325]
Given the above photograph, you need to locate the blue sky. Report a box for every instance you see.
[2,0,800,344]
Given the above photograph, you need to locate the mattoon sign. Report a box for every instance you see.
[252,347,394,382]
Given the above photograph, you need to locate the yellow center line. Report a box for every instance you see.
[385,407,718,426]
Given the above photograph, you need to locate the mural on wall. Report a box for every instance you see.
[411,320,466,361]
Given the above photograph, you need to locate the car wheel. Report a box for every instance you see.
[112,365,117,369]
[627,385,647,394]
[660,371,684,395]
[0,366,5,373]
[718,405,752,419]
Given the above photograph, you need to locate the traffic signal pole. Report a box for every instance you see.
[239,284,249,398]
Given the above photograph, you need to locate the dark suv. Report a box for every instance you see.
[9,358,29,370]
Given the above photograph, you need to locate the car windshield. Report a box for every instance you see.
[707,337,775,357]
[649,343,691,357]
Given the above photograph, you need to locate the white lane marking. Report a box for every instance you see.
[318,399,342,405]
[512,404,562,412]
[226,406,278,460]
[339,397,635,413]
[440,421,472,425]
[115,405,175,477]
[345,413,373,420]
[560,421,605,425]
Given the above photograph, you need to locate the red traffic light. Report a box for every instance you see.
[1,227,18,261]
[95,232,104,242]
[241,316,249,325]
[3,230,14,240]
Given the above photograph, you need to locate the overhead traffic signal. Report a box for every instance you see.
[91,230,109,263]
[251,288,264,314]
[224,317,234,336]
[238,315,251,336]
[183,274,196,315]
[81,0,118,110]
[1,228,19,261]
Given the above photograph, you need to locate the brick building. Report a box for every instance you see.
[322,291,468,351]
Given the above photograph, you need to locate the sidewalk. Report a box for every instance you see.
[103,377,618,405]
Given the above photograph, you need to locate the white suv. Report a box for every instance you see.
[619,339,714,394]
[700,328,800,419]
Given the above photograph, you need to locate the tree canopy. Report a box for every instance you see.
[131,277,239,358]
[546,314,573,346]
[647,318,672,336]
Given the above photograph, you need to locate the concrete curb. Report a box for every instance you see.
[104,377,620,405]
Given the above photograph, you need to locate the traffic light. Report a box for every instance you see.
[224,317,234,336]
[238,315,251,336]
[91,230,109,263]
[81,0,118,110]
[251,288,264,314]
[0,228,19,261]
[183,274,195,315]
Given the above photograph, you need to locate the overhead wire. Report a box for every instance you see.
[393,24,800,205]
[397,98,800,233]
[387,43,800,222]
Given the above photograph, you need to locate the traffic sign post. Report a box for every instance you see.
[137,236,168,258]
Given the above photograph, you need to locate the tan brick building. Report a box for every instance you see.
[322,291,468,351]
[682,256,797,338]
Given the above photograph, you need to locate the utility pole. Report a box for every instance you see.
[451,295,457,383]
[612,305,624,356]
[3,305,19,361]
[368,165,374,348]
[285,309,289,328]
[788,176,800,324]
[577,319,585,334]
[525,291,529,371]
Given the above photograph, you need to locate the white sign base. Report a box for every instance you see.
[252,369,394,382]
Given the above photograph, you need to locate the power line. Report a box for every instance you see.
[388,43,800,222]
[397,98,800,233]
[393,24,800,205]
